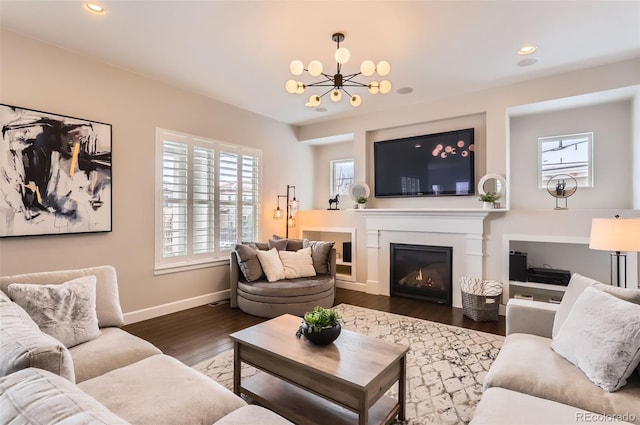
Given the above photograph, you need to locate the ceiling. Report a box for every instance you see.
[1,1,639,126]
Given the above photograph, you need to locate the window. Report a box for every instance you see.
[538,132,593,189]
[155,128,261,273]
[330,158,354,196]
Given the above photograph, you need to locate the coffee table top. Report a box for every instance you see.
[230,314,409,389]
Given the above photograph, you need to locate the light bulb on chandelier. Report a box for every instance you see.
[285,32,391,108]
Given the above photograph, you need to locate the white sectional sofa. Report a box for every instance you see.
[471,273,640,425]
[0,265,292,425]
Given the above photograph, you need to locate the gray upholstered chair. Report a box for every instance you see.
[230,247,336,318]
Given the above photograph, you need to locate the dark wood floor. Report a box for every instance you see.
[123,288,506,367]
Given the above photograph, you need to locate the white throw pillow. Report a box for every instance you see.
[8,276,101,348]
[551,286,640,392]
[552,273,601,338]
[256,248,286,282]
[279,247,317,279]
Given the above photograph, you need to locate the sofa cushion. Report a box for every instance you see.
[234,244,265,282]
[0,301,75,382]
[303,240,335,274]
[484,333,640,422]
[0,265,125,327]
[0,368,128,425]
[279,247,316,279]
[8,275,101,348]
[238,274,335,300]
[551,286,640,392]
[70,327,162,383]
[256,248,286,282]
[79,354,246,425]
[215,405,293,425]
[471,387,635,425]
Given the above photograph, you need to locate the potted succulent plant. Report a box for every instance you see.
[356,196,368,209]
[478,192,498,209]
[296,306,342,345]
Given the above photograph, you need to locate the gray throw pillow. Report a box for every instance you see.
[303,240,335,274]
[268,238,288,251]
[8,276,101,348]
[551,286,640,392]
[234,244,264,282]
[271,235,305,251]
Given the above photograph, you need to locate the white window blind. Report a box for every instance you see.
[155,129,261,273]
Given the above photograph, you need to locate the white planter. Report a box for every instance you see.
[483,202,493,209]
[357,203,366,209]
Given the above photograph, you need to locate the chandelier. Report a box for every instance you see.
[285,33,391,108]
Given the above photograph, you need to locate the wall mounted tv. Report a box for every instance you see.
[374,128,475,197]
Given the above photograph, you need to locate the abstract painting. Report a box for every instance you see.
[0,104,112,237]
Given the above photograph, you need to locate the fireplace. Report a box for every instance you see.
[390,243,453,305]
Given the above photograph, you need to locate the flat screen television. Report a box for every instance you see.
[374,128,475,197]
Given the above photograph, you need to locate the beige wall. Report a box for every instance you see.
[2,30,639,321]
[0,30,314,320]
[297,58,640,290]
[510,100,632,210]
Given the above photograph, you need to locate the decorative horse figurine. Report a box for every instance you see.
[328,194,339,210]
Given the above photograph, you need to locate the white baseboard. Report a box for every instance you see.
[123,289,230,325]
[336,280,367,292]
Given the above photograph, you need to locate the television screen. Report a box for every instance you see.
[374,128,475,197]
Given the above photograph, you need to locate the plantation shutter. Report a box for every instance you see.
[162,141,188,258]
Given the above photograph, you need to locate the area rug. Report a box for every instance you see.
[193,304,504,425]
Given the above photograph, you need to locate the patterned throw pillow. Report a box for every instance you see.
[8,276,101,348]
[551,286,640,392]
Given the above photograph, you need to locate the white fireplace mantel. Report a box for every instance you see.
[362,210,490,309]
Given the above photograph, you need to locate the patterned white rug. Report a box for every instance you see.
[193,304,504,425]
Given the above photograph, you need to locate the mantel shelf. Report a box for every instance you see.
[351,208,507,215]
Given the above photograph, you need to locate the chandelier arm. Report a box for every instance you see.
[342,72,363,80]
[318,87,336,98]
[341,87,353,98]
[306,82,341,88]
[341,81,371,88]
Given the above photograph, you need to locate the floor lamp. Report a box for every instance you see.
[589,216,640,288]
[272,185,298,238]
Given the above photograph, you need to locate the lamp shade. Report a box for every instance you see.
[589,218,640,252]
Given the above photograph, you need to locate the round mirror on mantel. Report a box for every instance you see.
[477,174,507,206]
[349,182,370,208]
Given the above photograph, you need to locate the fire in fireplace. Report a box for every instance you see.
[390,243,453,305]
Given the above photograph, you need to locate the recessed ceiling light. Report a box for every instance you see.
[315,107,328,113]
[84,2,105,14]
[517,44,537,55]
[397,87,414,95]
[518,57,540,67]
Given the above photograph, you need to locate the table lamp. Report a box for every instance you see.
[589,216,640,287]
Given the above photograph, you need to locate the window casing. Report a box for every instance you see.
[155,128,261,273]
[330,158,355,197]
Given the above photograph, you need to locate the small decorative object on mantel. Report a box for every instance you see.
[356,196,368,209]
[546,174,577,210]
[349,181,370,210]
[477,173,506,210]
[296,306,342,345]
[478,192,498,209]
[327,194,339,210]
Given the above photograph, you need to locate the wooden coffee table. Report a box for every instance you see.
[230,314,409,425]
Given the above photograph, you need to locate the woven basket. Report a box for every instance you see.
[461,291,500,322]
